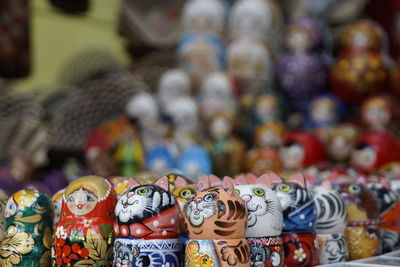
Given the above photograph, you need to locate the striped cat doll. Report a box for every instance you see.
[183,178,250,267]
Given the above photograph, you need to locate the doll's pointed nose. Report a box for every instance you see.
[194,197,203,204]
[127,192,134,198]
[242,194,252,203]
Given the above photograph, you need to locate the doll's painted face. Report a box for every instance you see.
[66,187,98,216]
[351,144,376,169]
[256,98,278,120]
[362,102,390,130]
[311,99,335,123]
[4,198,17,218]
[210,116,232,139]
[351,31,371,48]
[280,142,304,170]
[287,27,314,53]
[328,136,351,161]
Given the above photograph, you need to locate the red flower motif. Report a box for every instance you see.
[54,238,87,266]
[71,243,89,258]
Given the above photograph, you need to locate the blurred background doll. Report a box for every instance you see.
[327,124,359,164]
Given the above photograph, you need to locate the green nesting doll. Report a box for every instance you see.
[0,189,53,267]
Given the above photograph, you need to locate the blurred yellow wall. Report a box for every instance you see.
[16,0,129,94]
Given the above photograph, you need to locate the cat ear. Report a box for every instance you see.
[356,176,367,185]
[321,180,332,190]
[175,176,187,187]
[127,178,141,188]
[132,246,140,258]
[266,171,283,185]
[256,174,273,187]
[223,182,234,194]
[235,175,248,185]
[222,176,236,185]
[291,173,310,188]
[209,174,222,186]
[197,175,210,191]
[245,173,258,184]
[155,176,170,191]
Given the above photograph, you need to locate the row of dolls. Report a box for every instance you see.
[1,170,399,267]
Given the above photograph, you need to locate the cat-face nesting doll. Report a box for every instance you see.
[224,174,284,267]
[1,189,52,267]
[113,177,182,267]
[183,182,250,267]
[271,172,319,267]
[334,180,381,260]
[53,175,116,267]
[313,181,348,264]
[0,189,8,235]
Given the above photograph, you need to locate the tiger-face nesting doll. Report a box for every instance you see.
[183,182,250,267]
[313,180,348,264]
[1,189,52,267]
[270,172,319,267]
[224,174,284,267]
[334,179,381,260]
[53,175,117,267]
[113,176,182,267]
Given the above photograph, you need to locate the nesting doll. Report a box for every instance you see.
[51,189,65,229]
[178,34,225,85]
[327,124,359,163]
[253,95,282,127]
[224,174,284,267]
[313,181,348,264]
[278,18,330,111]
[178,145,212,178]
[254,121,286,149]
[158,69,191,109]
[334,180,381,260]
[351,131,400,174]
[182,0,226,36]
[53,175,117,267]
[145,144,176,174]
[246,148,281,175]
[0,189,52,267]
[0,189,8,235]
[206,112,245,177]
[361,96,392,131]
[271,173,319,267]
[280,132,326,172]
[199,72,237,121]
[331,20,391,105]
[183,182,250,267]
[228,0,283,50]
[113,177,182,267]
[367,181,400,253]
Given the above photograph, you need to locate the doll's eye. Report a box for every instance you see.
[67,196,74,202]
[85,195,95,202]
[234,189,240,196]
[202,257,208,263]
[179,189,193,199]
[137,188,149,195]
[349,184,361,194]
[332,184,340,191]
[204,194,214,202]
[278,184,291,192]
[253,188,265,196]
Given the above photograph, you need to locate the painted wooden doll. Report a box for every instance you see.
[0,189,8,235]
[277,18,330,112]
[313,180,348,264]
[224,174,284,267]
[1,189,52,267]
[158,69,191,109]
[361,96,392,131]
[206,111,245,177]
[51,188,65,230]
[178,145,212,178]
[331,20,391,105]
[270,173,319,267]
[53,175,117,267]
[246,148,281,175]
[327,124,359,164]
[367,180,400,253]
[113,176,182,267]
[254,121,286,150]
[334,179,381,260]
[351,131,400,174]
[183,181,250,267]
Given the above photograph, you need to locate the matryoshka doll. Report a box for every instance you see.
[51,188,65,230]
[158,69,191,109]
[183,180,250,267]
[277,18,330,112]
[313,180,348,264]
[271,172,319,267]
[0,189,8,235]
[206,111,245,177]
[331,20,391,105]
[1,189,53,267]
[361,96,392,131]
[53,175,117,267]
[327,124,359,164]
[367,178,400,253]
[246,148,281,175]
[113,177,182,267]
[351,131,400,174]
[254,121,286,150]
[223,174,285,267]
[279,132,326,175]
[178,145,212,178]
[333,178,381,260]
